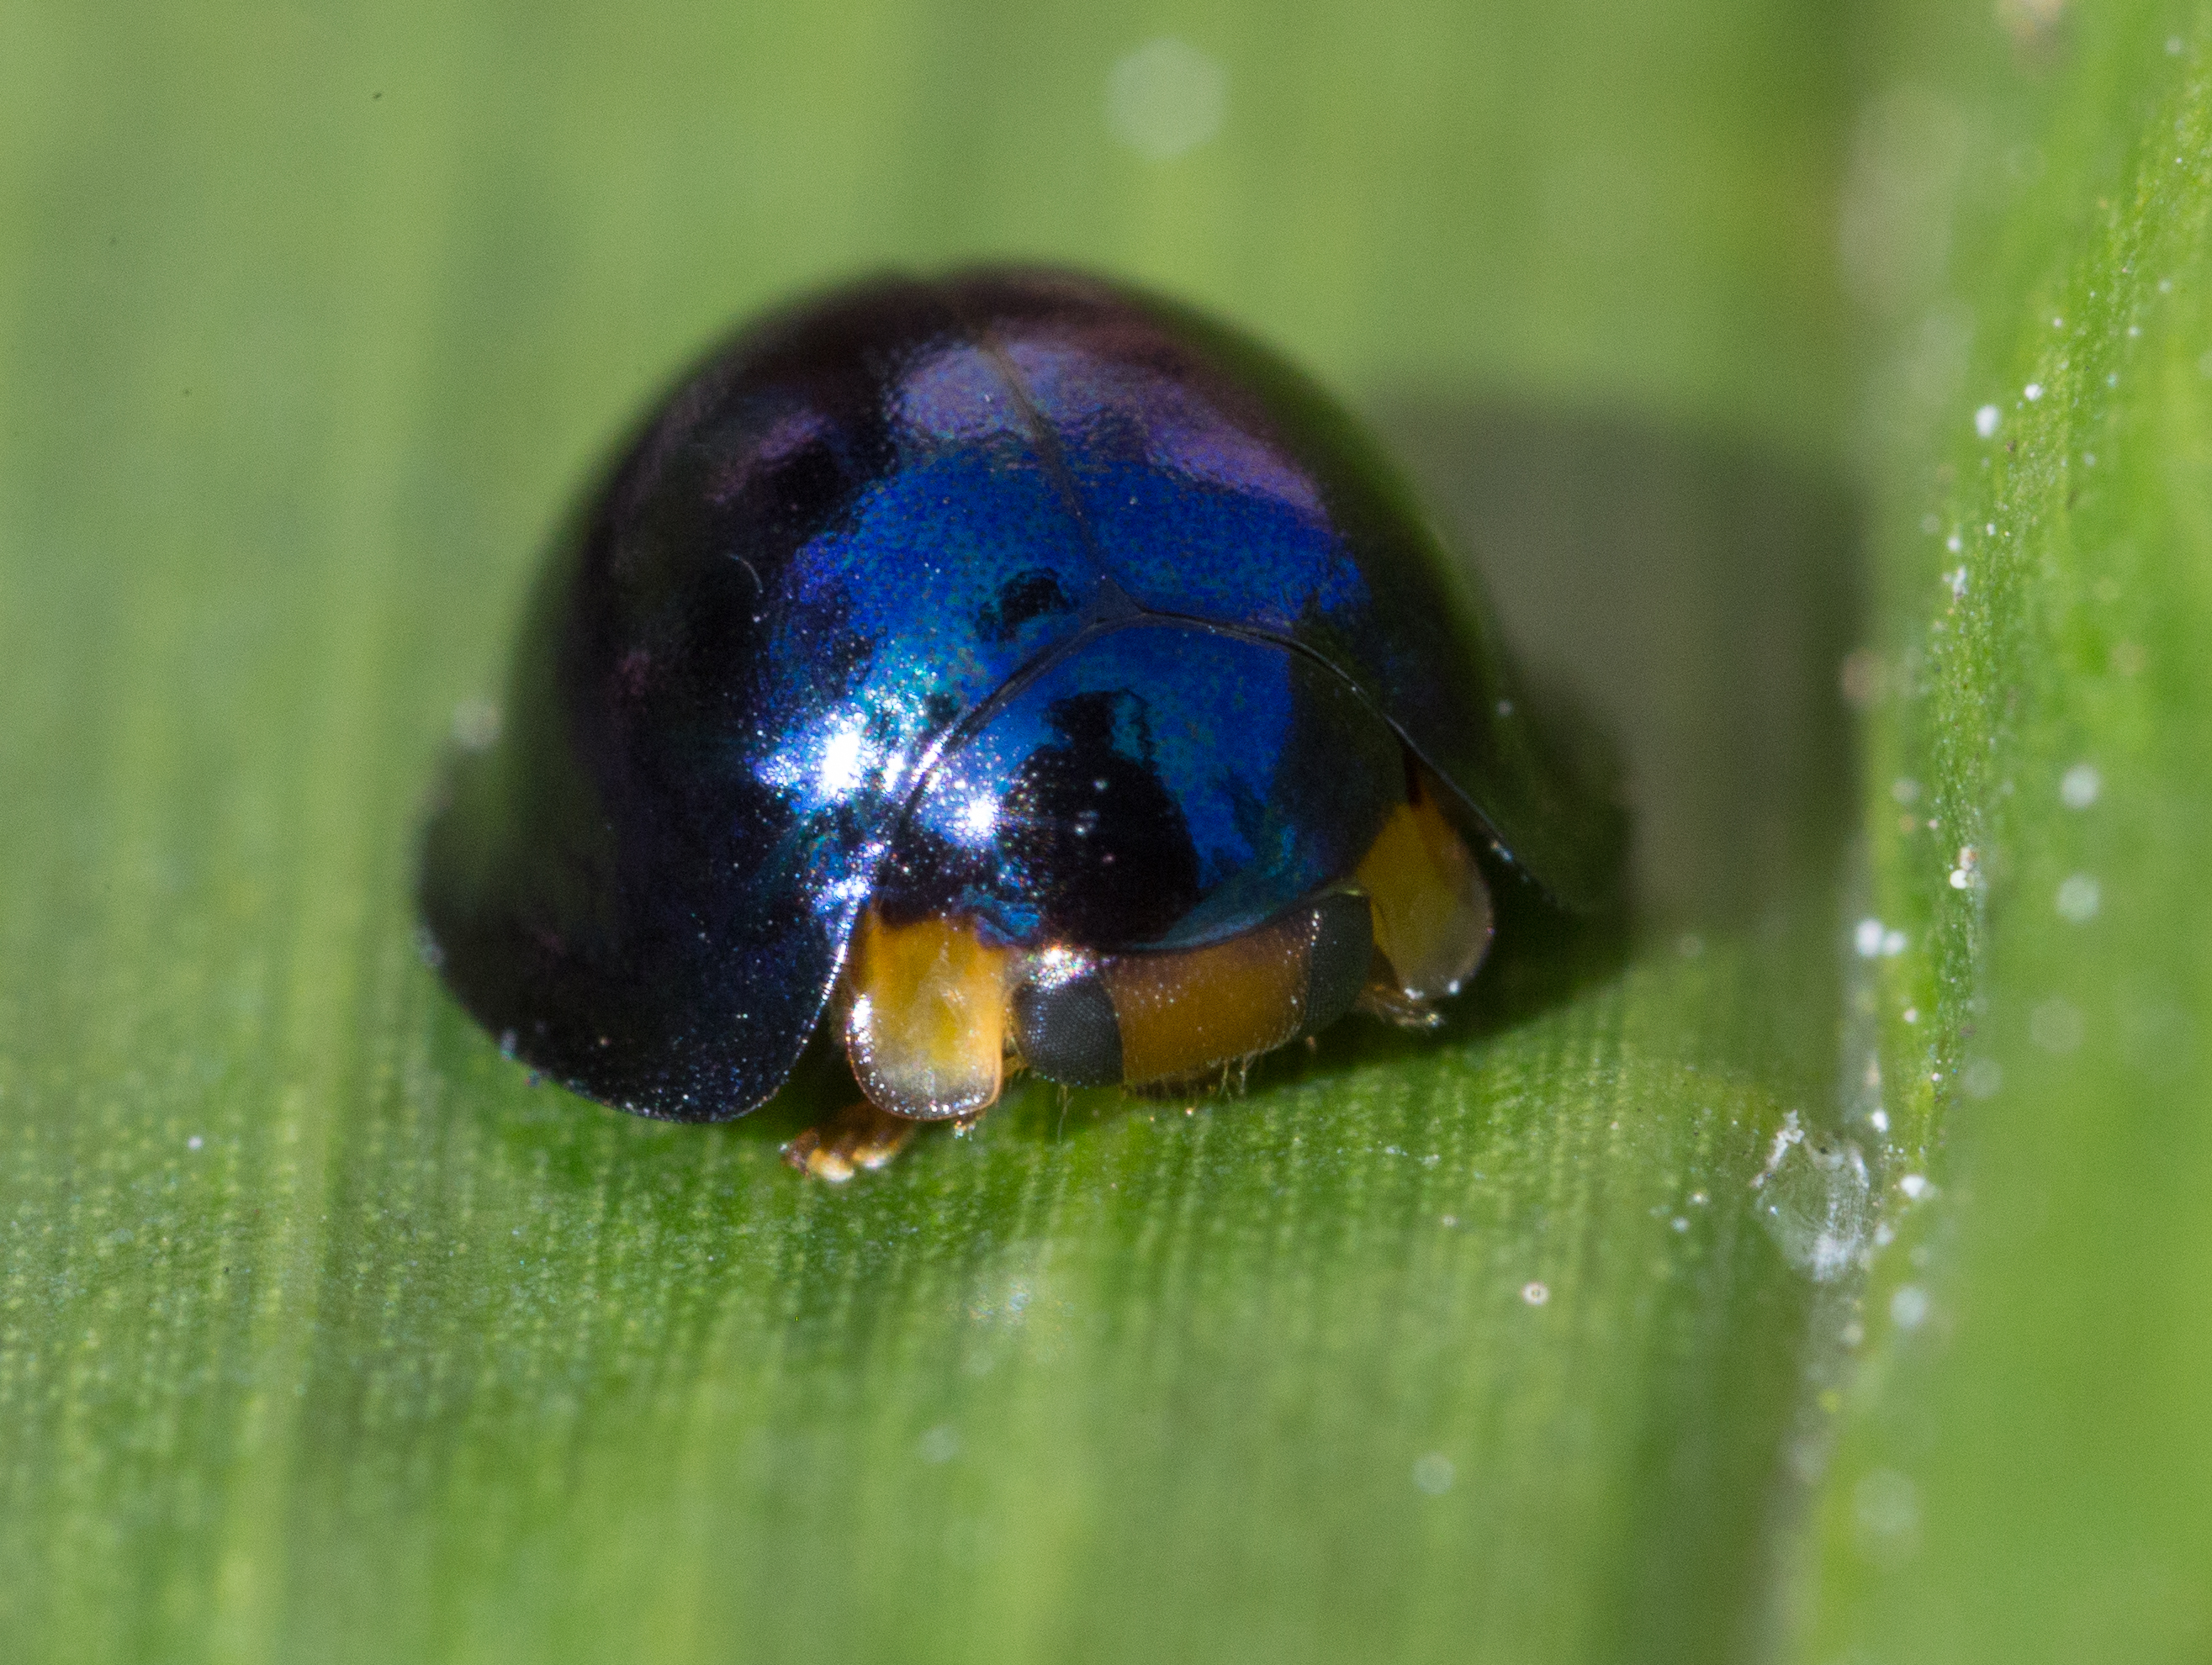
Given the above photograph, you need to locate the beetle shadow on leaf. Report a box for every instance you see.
[1379,397,1863,940]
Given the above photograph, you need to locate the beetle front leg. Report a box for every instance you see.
[785,909,1015,1178]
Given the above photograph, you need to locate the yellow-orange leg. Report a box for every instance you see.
[786,910,1019,1179]
[842,910,1018,1117]
[1352,769,1494,1020]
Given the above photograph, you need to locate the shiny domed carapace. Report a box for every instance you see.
[420,267,1622,1177]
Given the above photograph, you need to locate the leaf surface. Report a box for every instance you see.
[12,4,2202,1663]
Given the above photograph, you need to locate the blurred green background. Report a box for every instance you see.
[1,1,2206,1661]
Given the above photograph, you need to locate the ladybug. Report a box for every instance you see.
[420,267,1620,1178]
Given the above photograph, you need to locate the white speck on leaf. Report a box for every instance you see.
[1106,39,1227,160]
[451,698,502,751]
[1854,1469,1922,1563]
[2056,873,2102,922]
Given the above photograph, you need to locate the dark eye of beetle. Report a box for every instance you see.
[1002,690,1201,946]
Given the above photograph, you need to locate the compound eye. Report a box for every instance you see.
[1299,890,1377,1040]
[1008,967,1122,1088]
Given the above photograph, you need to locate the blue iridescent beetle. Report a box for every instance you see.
[421,267,1621,1177]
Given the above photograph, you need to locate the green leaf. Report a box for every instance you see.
[1791,5,2212,1658]
[1,3,2201,1662]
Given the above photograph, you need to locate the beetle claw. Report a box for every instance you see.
[782,1102,919,1181]
[1357,984,1445,1031]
